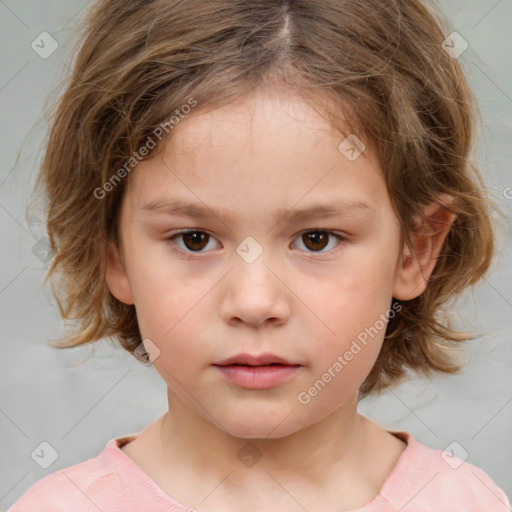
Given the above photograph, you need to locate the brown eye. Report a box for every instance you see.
[293,230,345,254]
[167,229,345,256]
[302,231,329,251]
[182,232,209,251]
[169,231,218,253]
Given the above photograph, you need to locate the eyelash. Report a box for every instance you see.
[165,229,347,258]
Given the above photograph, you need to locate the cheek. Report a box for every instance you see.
[302,264,394,339]
[125,242,186,329]
[129,270,206,364]
[297,253,396,372]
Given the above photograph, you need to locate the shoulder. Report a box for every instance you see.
[380,431,511,511]
[7,436,136,512]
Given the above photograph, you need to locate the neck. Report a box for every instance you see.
[158,389,370,490]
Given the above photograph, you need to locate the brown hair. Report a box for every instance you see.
[28,0,504,398]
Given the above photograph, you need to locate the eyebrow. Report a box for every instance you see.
[140,198,376,224]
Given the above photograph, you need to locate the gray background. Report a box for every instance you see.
[1,0,511,509]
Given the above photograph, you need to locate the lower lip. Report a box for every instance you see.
[214,364,301,389]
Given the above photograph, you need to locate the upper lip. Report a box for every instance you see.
[213,353,300,366]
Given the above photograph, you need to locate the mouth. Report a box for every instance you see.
[213,353,301,367]
[221,363,296,367]
[212,353,302,389]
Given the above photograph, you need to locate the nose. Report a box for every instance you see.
[220,256,291,328]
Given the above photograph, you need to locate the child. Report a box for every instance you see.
[9,0,510,510]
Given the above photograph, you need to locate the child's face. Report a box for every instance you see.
[106,85,417,438]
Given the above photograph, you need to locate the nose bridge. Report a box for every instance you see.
[233,234,279,290]
[222,236,289,325]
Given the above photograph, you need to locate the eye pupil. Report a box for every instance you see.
[183,232,209,251]
[303,231,329,251]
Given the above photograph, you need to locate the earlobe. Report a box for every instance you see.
[105,240,135,305]
[393,194,457,301]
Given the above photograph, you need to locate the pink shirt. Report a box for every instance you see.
[8,430,510,511]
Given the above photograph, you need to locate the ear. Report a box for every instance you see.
[393,194,457,301]
[105,240,135,305]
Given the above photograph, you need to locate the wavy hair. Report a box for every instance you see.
[29,0,503,398]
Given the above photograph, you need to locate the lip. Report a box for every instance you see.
[212,353,302,390]
[214,353,299,366]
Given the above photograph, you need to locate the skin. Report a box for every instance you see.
[105,82,455,512]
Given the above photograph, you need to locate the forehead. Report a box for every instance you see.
[163,85,361,159]
[124,85,387,220]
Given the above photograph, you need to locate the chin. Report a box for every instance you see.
[221,413,303,440]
